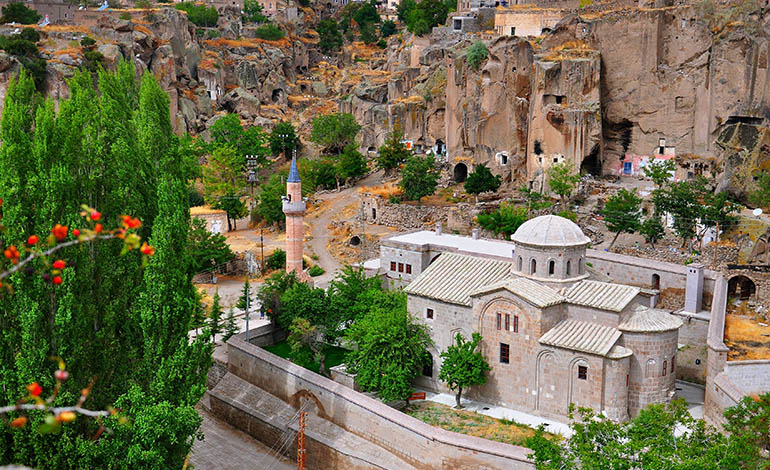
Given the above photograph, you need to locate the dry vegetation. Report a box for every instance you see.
[725,302,770,361]
[358,181,402,198]
[405,401,559,448]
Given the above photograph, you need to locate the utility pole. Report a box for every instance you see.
[297,410,306,470]
[712,221,719,268]
[245,280,250,342]
[260,228,265,275]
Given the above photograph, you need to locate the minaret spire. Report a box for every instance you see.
[282,154,311,283]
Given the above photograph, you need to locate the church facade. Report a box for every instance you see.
[398,215,683,422]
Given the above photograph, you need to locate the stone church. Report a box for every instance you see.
[394,215,683,422]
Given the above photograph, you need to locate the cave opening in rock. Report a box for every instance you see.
[272,88,284,103]
[349,236,361,247]
[435,139,445,155]
[607,119,633,155]
[534,140,543,155]
[453,163,468,183]
[728,275,756,301]
[367,146,376,153]
[581,144,601,177]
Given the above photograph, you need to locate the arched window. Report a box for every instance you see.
[671,356,675,374]
[579,257,584,274]
[517,256,523,271]
[530,259,537,275]
[423,353,433,378]
[662,360,668,376]
[548,260,555,276]
[652,274,660,290]
[566,260,572,276]
[645,359,656,378]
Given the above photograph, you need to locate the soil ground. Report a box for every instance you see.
[725,301,770,361]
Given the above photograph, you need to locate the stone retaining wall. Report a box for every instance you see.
[225,329,535,470]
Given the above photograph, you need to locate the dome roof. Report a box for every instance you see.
[511,215,590,247]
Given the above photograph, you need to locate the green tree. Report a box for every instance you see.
[652,179,705,249]
[255,23,285,40]
[360,22,378,44]
[401,0,448,36]
[400,155,440,202]
[188,217,234,274]
[223,308,239,342]
[208,292,224,338]
[269,121,300,158]
[317,19,343,53]
[519,186,552,214]
[439,333,491,408]
[236,277,252,311]
[326,265,383,340]
[255,172,285,226]
[277,281,329,331]
[377,129,411,173]
[337,144,368,185]
[174,1,218,26]
[287,317,330,377]
[643,158,676,188]
[476,202,529,239]
[353,0,380,27]
[640,216,665,248]
[465,41,488,70]
[464,164,501,197]
[209,114,269,161]
[604,188,642,249]
[380,19,397,37]
[547,161,581,207]
[1,2,40,24]
[749,170,770,209]
[723,392,770,464]
[202,146,246,231]
[345,294,432,404]
[310,112,361,155]
[0,66,211,469]
[265,248,286,271]
[243,0,268,23]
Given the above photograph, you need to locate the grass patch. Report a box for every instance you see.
[263,339,348,375]
[405,401,560,448]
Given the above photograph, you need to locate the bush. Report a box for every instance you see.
[380,19,396,37]
[19,28,40,43]
[206,29,220,39]
[119,12,132,20]
[243,0,268,23]
[255,23,285,40]
[308,265,325,277]
[1,2,40,24]
[317,19,343,53]
[188,187,205,207]
[135,0,152,8]
[80,36,96,48]
[175,2,218,27]
[466,41,488,70]
[476,203,529,238]
[266,249,286,271]
[377,38,387,49]
[83,50,104,72]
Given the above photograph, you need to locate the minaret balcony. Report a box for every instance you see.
[282,200,306,214]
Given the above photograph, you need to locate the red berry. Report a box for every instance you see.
[26,382,42,397]
[10,416,27,428]
[72,229,80,237]
[94,224,103,234]
[51,224,68,241]
[52,260,66,270]
[52,276,63,285]
[140,243,155,256]
[54,370,69,382]
[27,235,39,245]
[90,211,101,221]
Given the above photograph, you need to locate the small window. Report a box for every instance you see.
[406,264,412,274]
[426,308,433,319]
[626,374,629,387]
[663,360,668,376]
[577,365,587,380]
[398,263,404,273]
[504,314,510,331]
[553,157,558,163]
[496,313,502,330]
[500,343,510,364]
[423,353,433,377]
[390,261,396,271]
[566,260,571,276]
[548,260,555,276]
[530,259,537,275]
[513,315,519,333]
[517,256,523,271]
[671,356,675,373]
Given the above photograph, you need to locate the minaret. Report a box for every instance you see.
[282,155,310,282]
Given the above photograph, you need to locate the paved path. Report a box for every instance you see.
[190,407,294,470]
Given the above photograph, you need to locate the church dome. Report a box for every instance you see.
[512,215,590,248]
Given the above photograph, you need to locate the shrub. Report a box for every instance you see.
[476,203,529,238]
[119,12,131,20]
[266,249,286,271]
[377,38,387,49]
[380,19,396,37]
[80,36,96,48]
[175,1,218,27]
[308,265,325,277]
[19,28,40,43]
[255,23,285,40]
[466,41,488,70]
[206,29,220,39]
[135,0,152,8]
[83,50,105,72]
[1,2,40,24]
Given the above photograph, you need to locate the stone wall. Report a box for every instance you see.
[226,331,535,470]
[672,312,710,384]
[494,9,565,37]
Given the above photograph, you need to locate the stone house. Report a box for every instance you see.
[399,215,683,422]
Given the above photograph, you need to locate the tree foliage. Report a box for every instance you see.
[336,144,368,185]
[477,202,529,238]
[209,113,269,162]
[187,217,234,274]
[464,164,501,195]
[0,66,212,469]
[174,1,218,26]
[243,0,268,23]
[380,19,397,37]
[466,41,488,70]
[400,0,448,36]
[640,216,665,248]
[400,155,440,202]
[439,333,491,408]
[310,113,361,155]
[547,161,581,206]
[643,158,676,188]
[255,172,285,227]
[317,19,343,53]
[345,294,432,403]
[377,129,412,172]
[202,146,246,231]
[749,170,770,209]
[269,121,300,158]
[254,23,285,40]
[604,188,642,248]
[1,2,40,24]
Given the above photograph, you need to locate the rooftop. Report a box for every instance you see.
[511,215,591,248]
[471,277,564,308]
[539,319,621,357]
[384,231,516,260]
[619,305,684,333]
[562,280,640,312]
[404,253,512,307]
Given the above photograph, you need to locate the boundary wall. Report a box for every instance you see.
[224,327,535,470]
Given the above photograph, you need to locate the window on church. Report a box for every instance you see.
[513,315,519,333]
[578,365,587,380]
[390,261,396,271]
[496,313,501,330]
[671,356,675,373]
[423,353,433,377]
[566,260,571,276]
[548,260,555,276]
[530,259,537,275]
[406,264,412,274]
[663,360,668,376]
[504,314,510,331]
[426,308,433,319]
[645,359,656,377]
[398,263,404,273]
[499,343,510,364]
[626,374,629,387]
[517,256,522,271]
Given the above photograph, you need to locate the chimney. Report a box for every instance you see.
[472,228,479,240]
[435,223,442,236]
[684,263,704,313]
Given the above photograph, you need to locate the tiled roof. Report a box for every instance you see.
[619,305,683,333]
[563,280,640,312]
[404,253,512,307]
[511,215,591,247]
[606,344,634,359]
[471,277,565,308]
[539,319,621,357]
